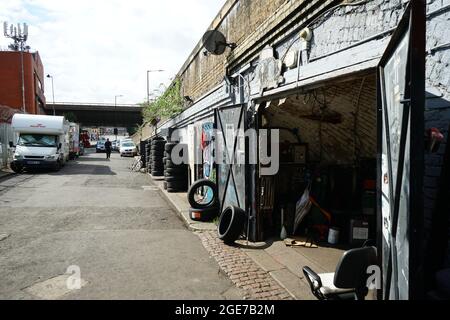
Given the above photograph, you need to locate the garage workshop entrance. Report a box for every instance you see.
[254,73,379,252]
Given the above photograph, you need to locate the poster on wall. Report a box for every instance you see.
[202,122,214,180]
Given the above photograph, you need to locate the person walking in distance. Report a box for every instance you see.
[105,138,112,160]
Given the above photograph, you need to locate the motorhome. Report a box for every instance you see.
[10,114,69,173]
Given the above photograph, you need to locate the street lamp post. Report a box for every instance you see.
[147,70,164,104]
[46,74,55,115]
[114,95,123,141]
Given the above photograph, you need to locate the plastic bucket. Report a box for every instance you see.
[328,227,340,245]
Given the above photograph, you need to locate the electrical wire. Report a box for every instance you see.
[280,0,371,64]
[352,77,366,164]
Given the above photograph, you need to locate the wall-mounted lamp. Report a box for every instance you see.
[224,75,237,86]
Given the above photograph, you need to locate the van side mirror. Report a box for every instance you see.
[9,141,14,148]
[58,143,62,150]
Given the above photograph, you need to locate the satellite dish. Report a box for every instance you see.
[202,30,236,56]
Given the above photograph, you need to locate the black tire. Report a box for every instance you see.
[165,167,187,175]
[10,162,23,174]
[151,160,164,166]
[166,145,186,159]
[151,143,165,150]
[151,151,164,156]
[151,145,165,152]
[151,153,164,159]
[151,170,164,177]
[165,175,187,182]
[189,206,220,222]
[53,161,62,172]
[164,142,178,152]
[187,179,219,209]
[218,206,246,244]
[166,159,187,167]
[167,180,187,190]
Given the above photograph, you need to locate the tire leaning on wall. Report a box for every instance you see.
[187,179,219,210]
[218,206,246,244]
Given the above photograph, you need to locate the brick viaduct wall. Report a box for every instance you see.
[175,0,450,267]
[178,0,341,102]
[308,0,406,59]
[264,74,377,164]
[423,0,450,267]
[178,0,410,104]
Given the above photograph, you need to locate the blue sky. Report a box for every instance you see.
[0,0,225,104]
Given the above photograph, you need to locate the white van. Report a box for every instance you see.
[10,114,69,173]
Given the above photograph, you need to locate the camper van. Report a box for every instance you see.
[9,114,70,173]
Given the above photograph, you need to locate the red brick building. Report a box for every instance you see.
[0,50,46,115]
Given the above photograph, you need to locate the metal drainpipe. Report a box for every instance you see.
[20,48,26,113]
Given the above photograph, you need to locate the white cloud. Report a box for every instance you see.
[0,0,225,104]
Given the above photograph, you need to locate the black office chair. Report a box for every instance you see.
[302,246,378,300]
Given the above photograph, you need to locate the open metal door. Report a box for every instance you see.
[215,105,247,213]
[377,0,425,300]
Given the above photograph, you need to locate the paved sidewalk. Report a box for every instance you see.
[147,173,318,300]
[198,231,293,300]
[150,176,216,232]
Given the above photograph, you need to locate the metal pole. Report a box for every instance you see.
[20,46,25,113]
[51,76,55,115]
[147,71,150,104]
[147,69,164,104]
[115,96,117,141]
[114,95,122,141]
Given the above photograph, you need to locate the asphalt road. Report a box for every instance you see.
[0,150,241,300]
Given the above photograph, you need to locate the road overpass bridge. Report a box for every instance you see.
[44,102,144,127]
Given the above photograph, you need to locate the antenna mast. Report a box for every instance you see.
[3,22,29,51]
[3,22,30,112]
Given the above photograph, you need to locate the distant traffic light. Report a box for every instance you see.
[114,128,118,136]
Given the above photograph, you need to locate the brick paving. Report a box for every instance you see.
[197,231,293,300]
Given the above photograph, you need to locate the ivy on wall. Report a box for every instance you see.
[142,79,184,124]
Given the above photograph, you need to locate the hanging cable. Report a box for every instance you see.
[352,76,366,164]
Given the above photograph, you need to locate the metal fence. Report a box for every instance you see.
[0,123,14,169]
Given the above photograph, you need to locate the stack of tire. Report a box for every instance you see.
[140,141,147,168]
[164,142,189,192]
[150,137,166,176]
[187,179,220,222]
[145,140,152,173]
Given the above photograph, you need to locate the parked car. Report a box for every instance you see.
[120,141,137,157]
[96,140,106,153]
[112,140,119,152]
